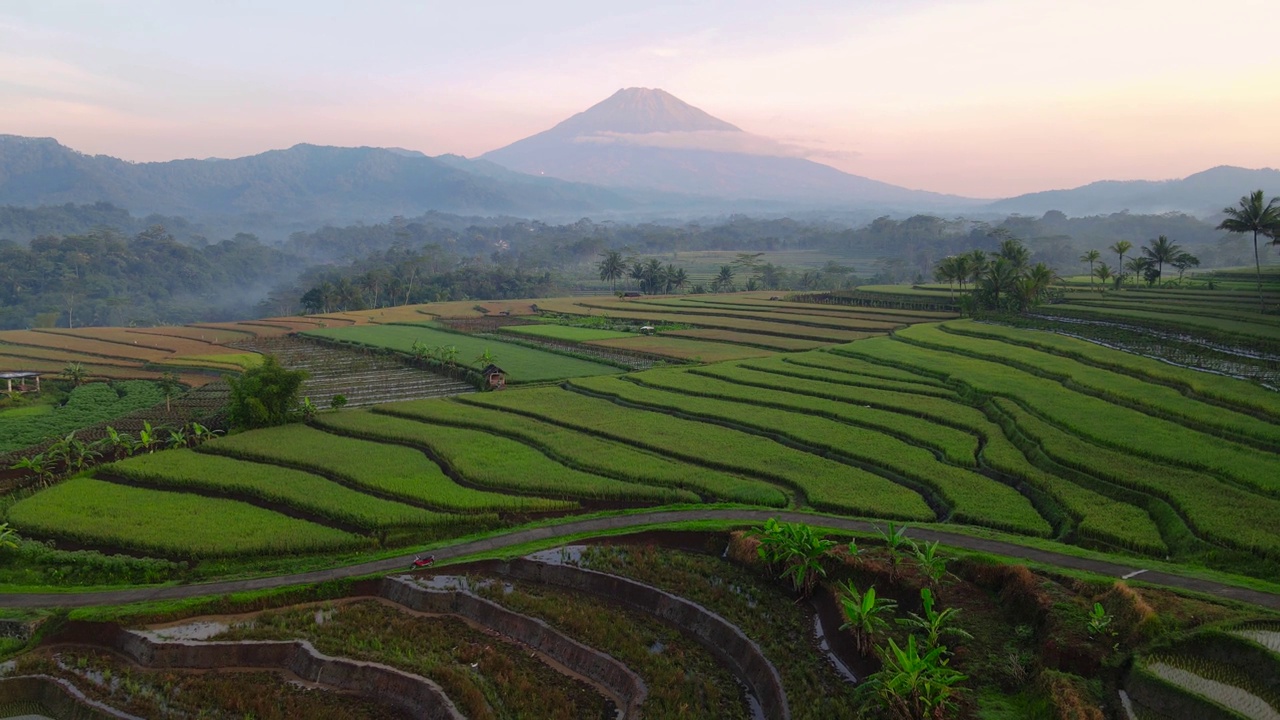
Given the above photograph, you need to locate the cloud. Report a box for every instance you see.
[573,129,860,162]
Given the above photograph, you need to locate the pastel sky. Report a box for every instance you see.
[2,0,1277,198]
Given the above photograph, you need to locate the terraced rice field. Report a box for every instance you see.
[200,423,573,513]
[498,324,632,342]
[302,324,623,382]
[583,335,775,362]
[5,287,1280,580]
[6,476,366,557]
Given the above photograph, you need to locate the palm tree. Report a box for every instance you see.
[1125,256,1152,287]
[643,258,665,294]
[838,581,898,655]
[1109,241,1132,288]
[1093,262,1113,289]
[1218,190,1280,312]
[1141,235,1181,286]
[1079,250,1101,287]
[670,267,689,293]
[981,257,1020,309]
[712,265,736,293]
[1018,263,1057,309]
[597,250,626,292]
[953,254,974,294]
[932,256,962,300]
[964,250,987,289]
[997,238,1031,271]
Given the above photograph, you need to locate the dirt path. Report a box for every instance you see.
[3,509,1278,610]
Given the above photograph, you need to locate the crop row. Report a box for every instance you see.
[533,305,867,342]
[37,327,253,358]
[312,410,699,504]
[777,351,949,387]
[374,399,787,506]
[688,361,1166,552]
[1070,298,1280,327]
[639,366,980,465]
[5,477,366,558]
[840,337,1280,497]
[199,424,574,513]
[660,328,829,351]
[942,321,1280,420]
[677,296,955,321]
[0,381,165,454]
[735,356,957,397]
[1142,660,1277,720]
[584,335,775,362]
[901,323,1280,447]
[635,296,933,324]
[498,324,632,342]
[994,398,1280,557]
[459,387,935,520]
[566,374,1050,536]
[1041,304,1280,345]
[303,324,623,382]
[104,450,447,530]
[576,299,903,332]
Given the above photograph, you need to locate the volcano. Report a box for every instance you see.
[482,88,973,209]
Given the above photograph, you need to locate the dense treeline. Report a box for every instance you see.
[0,227,295,329]
[0,202,1258,328]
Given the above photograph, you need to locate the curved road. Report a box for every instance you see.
[3,509,1278,610]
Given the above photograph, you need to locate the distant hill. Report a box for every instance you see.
[482,88,976,210]
[985,166,1280,218]
[0,135,643,227]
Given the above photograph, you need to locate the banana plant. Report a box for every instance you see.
[137,421,164,454]
[0,523,19,551]
[838,580,898,655]
[863,634,967,720]
[877,522,911,582]
[101,426,138,457]
[750,518,836,597]
[913,540,949,586]
[166,427,189,449]
[9,453,54,485]
[897,587,973,653]
[187,422,223,446]
[1087,602,1113,639]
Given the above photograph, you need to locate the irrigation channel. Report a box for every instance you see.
[2,509,1278,611]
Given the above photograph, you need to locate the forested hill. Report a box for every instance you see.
[986,166,1280,217]
[0,135,643,227]
[0,202,206,244]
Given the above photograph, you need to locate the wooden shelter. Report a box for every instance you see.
[481,364,506,390]
[1,371,41,394]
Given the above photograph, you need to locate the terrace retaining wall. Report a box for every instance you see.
[45,622,464,720]
[492,557,791,720]
[379,576,646,719]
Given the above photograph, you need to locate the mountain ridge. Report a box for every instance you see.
[482,87,976,209]
[985,165,1280,217]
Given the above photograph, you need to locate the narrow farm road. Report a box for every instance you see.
[3,509,1278,610]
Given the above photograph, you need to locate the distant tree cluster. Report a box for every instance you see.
[0,226,294,329]
[933,235,1058,312]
